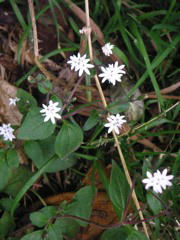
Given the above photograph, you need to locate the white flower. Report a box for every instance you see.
[99,61,125,85]
[9,97,20,106]
[0,123,15,141]
[142,169,174,194]
[79,29,84,34]
[40,100,62,124]
[102,43,114,56]
[79,28,85,34]
[67,53,94,77]
[104,114,126,134]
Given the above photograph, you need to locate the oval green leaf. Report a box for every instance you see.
[55,122,83,159]
[17,108,56,140]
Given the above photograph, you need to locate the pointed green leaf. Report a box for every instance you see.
[83,110,99,131]
[109,161,130,219]
[30,206,56,227]
[20,230,43,240]
[65,186,96,226]
[46,224,63,240]
[101,226,148,240]
[100,227,128,240]
[17,88,37,114]
[55,122,83,159]
[18,108,56,140]
[147,192,162,214]
[24,141,43,169]
[54,219,80,238]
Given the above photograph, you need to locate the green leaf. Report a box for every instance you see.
[0,158,13,191]
[24,141,43,169]
[83,110,99,131]
[100,227,128,240]
[45,154,77,173]
[24,139,77,172]
[55,121,83,159]
[37,74,53,94]
[65,186,96,226]
[109,161,130,219]
[0,198,16,212]
[30,206,56,228]
[101,226,148,240]
[18,108,56,140]
[108,102,129,115]
[126,229,148,240]
[17,88,37,114]
[6,149,19,168]
[53,218,80,238]
[147,192,162,214]
[0,159,32,197]
[3,166,32,198]
[10,156,56,216]
[38,136,56,161]
[20,230,43,240]
[0,211,15,238]
[46,224,63,240]
[113,46,129,68]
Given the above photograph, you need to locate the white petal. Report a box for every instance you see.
[50,116,56,124]
[114,126,119,134]
[146,171,153,178]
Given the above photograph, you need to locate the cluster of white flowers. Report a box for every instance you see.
[67,53,94,77]
[142,169,174,193]
[40,100,62,124]
[104,114,126,134]
[99,61,125,85]
[0,123,15,141]
[9,97,20,106]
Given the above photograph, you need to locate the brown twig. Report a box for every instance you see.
[147,81,180,95]
[61,75,84,113]
[56,209,171,230]
[144,94,180,100]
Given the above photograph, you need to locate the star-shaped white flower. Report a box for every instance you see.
[40,100,62,124]
[67,53,94,77]
[0,123,15,141]
[142,169,174,194]
[9,97,20,106]
[99,61,125,85]
[102,43,114,56]
[104,114,126,134]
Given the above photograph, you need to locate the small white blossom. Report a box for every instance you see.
[79,28,85,34]
[0,123,15,141]
[99,61,125,85]
[102,43,114,56]
[142,169,174,194]
[40,100,61,124]
[9,97,20,106]
[104,114,126,134]
[67,53,94,77]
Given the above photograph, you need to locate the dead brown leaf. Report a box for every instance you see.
[0,77,22,125]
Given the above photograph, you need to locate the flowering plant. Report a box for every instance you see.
[0,0,178,239]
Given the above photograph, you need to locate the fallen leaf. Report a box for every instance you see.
[0,77,22,125]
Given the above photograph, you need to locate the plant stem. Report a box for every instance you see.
[85,0,150,239]
[28,0,39,57]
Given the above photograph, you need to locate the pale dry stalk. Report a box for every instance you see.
[85,0,150,239]
[27,0,39,57]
